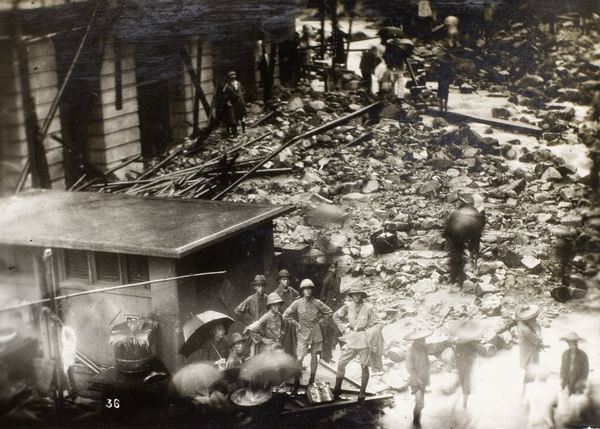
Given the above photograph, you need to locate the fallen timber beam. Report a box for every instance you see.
[212,102,382,200]
[426,106,542,136]
[281,393,394,417]
[135,147,183,182]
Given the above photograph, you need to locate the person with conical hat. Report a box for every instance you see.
[283,279,333,391]
[559,332,589,395]
[332,283,383,402]
[274,269,299,358]
[450,319,483,408]
[516,305,548,393]
[226,333,247,370]
[244,292,286,357]
[405,326,433,428]
[234,275,268,326]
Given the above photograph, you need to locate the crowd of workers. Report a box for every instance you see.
[187,267,592,428]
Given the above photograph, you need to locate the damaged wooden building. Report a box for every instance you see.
[0,0,302,196]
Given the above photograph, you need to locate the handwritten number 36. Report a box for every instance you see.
[106,398,120,409]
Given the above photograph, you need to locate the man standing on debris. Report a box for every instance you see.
[332,283,383,403]
[234,275,268,326]
[244,293,286,356]
[435,50,456,113]
[405,327,433,428]
[283,279,333,391]
[275,269,299,357]
[220,71,247,137]
[321,261,342,311]
[376,26,413,104]
[559,332,589,395]
[360,46,382,95]
[517,305,548,393]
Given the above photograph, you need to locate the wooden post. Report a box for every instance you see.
[12,6,50,189]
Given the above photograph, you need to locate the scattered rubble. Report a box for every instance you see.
[85,15,600,385]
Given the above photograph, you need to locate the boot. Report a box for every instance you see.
[292,375,300,395]
[308,373,316,385]
[333,376,343,400]
[358,366,369,403]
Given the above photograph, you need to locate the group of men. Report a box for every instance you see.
[193,267,384,402]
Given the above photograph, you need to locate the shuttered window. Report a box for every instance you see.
[95,252,121,283]
[126,255,149,283]
[63,250,148,286]
[64,249,90,281]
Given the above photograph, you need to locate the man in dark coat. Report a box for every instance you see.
[187,323,229,370]
[234,275,268,326]
[359,46,382,94]
[275,269,299,358]
[220,71,247,137]
[560,332,589,395]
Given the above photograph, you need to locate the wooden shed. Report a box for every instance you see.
[0,189,294,372]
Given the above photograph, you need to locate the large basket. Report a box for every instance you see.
[115,356,155,374]
[110,319,158,375]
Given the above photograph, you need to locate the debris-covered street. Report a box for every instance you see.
[1,1,600,428]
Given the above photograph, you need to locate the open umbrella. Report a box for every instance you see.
[180,310,234,358]
[169,362,224,400]
[239,349,300,388]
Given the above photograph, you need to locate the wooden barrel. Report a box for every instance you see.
[115,356,154,374]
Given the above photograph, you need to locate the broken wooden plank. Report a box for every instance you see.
[426,106,542,136]
[212,101,382,200]
[343,131,373,148]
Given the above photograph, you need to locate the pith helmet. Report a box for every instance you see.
[347,283,368,298]
[228,70,237,78]
[277,269,292,280]
[230,332,245,346]
[252,275,268,286]
[299,279,315,291]
[267,292,284,307]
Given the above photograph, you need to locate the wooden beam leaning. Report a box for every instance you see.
[212,101,382,200]
[180,47,212,123]
[426,107,543,136]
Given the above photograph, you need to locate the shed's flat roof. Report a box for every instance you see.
[0,190,294,258]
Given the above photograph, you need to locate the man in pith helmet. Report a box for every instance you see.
[283,279,333,391]
[332,283,383,403]
[244,292,286,356]
[234,275,268,326]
